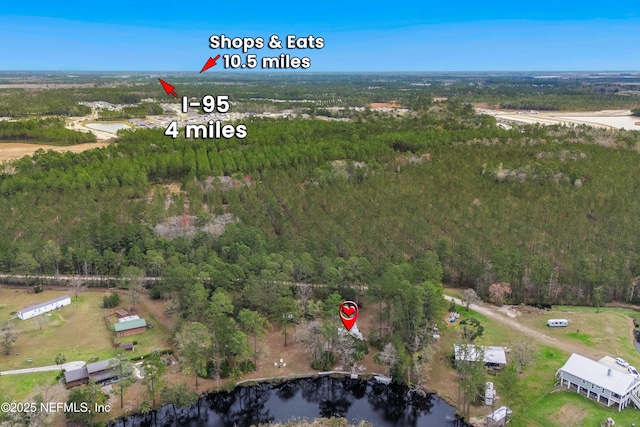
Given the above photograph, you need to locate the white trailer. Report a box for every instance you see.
[547,318,568,327]
[17,295,71,320]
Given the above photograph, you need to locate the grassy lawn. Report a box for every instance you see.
[0,288,172,402]
[524,390,640,426]
[0,290,115,370]
[516,306,640,366]
[0,371,59,402]
[440,297,640,426]
[511,306,640,426]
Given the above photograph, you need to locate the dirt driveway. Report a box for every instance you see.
[448,297,614,358]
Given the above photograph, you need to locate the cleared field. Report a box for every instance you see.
[442,292,640,425]
[0,287,171,376]
[510,305,640,366]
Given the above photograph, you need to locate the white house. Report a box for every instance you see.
[556,353,640,411]
[17,295,71,320]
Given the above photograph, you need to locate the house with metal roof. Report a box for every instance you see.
[86,358,121,382]
[556,353,640,411]
[114,318,147,337]
[17,295,71,320]
[454,344,507,368]
[64,367,89,388]
[64,358,122,388]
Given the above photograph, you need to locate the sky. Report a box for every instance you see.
[1,1,639,72]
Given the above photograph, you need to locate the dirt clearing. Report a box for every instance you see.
[0,141,110,162]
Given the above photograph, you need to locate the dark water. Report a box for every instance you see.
[108,376,469,427]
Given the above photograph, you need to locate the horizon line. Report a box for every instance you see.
[2,70,640,74]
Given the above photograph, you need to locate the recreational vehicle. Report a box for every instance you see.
[546,319,568,327]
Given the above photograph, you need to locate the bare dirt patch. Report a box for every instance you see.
[552,403,586,426]
[369,101,402,109]
[497,305,520,318]
[161,182,182,195]
[0,142,111,162]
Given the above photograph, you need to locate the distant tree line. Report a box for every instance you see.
[0,117,96,145]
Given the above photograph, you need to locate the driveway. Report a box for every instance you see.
[0,360,85,375]
[448,296,600,357]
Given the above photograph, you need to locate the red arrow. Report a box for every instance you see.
[158,78,178,97]
[200,55,221,73]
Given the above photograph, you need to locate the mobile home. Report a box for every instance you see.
[17,295,71,320]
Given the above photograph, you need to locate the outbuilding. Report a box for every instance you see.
[454,344,507,368]
[17,295,71,320]
[114,318,147,337]
[486,406,512,427]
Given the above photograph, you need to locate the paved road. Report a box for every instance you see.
[0,360,85,376]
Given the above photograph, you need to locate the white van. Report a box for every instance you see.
[547,319,568,327]
[616,357,630,368]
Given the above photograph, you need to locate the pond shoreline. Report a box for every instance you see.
[107,373,469,427]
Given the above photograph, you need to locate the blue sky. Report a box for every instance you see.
[1,1,639,71]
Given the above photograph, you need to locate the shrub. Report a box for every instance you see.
[220,359,231,378]
[354,339,369,361]
[311,351,334,370]
[149,286,163,300]
[240,359,256,373]
[368,330,389,351]
[102,292,121,308]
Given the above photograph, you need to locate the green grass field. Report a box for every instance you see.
[443,293,640,425]
[0,371,59,403]
[0,288,172,402]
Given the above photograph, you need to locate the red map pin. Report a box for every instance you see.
[339,301,358,331]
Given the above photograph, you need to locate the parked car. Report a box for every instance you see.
[616,357,630,368]
[628,366,639,378]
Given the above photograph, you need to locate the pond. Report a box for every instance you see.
[108,376,469,427]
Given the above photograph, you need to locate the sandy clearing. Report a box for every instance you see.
[0,141,111,162]
[477,108,640,130]
[0,110,120,162]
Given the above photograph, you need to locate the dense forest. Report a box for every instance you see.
[3,75,640,383]
[0,117,96,144]
[1,97,640,308]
